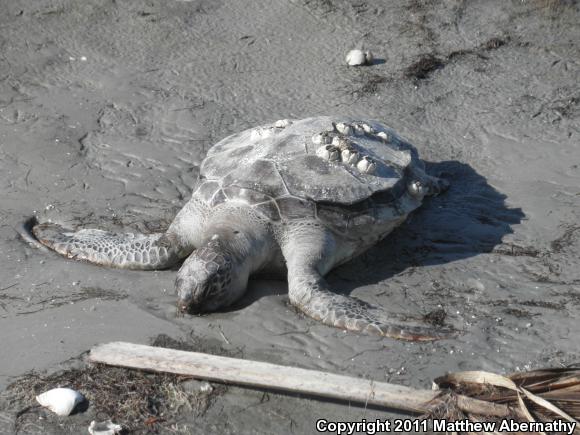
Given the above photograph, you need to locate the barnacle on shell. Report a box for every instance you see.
[407,180,427,198]
[357,156,377,174]
[341,148,360,165]
[316,144,341,161]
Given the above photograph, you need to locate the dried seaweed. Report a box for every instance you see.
[4,335,226,433]
[404,54,445,80]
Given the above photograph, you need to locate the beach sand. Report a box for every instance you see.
[0,0,578,433]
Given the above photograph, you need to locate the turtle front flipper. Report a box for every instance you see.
[33,222,186,270]
[283,226,457,341]
[288,275,455,341]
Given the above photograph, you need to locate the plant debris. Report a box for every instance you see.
[5,365,219,433]
[404,37,508,81]
[3,335,227,433]
[423,308,447,327]
[481,37,507,50]
[346,72,390,100]
[551,224,580,253]
[492,243,541,258]
[428,367,580,430]
[404,54,445,80]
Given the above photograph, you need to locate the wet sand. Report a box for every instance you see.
[0,0,579,433]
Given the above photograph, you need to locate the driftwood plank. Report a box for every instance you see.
[89,341,438,413]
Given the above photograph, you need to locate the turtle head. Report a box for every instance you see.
[176,234,250,314]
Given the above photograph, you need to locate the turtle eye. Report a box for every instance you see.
[233,230,240,235]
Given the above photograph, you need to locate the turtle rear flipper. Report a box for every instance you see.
[33,222,184,270]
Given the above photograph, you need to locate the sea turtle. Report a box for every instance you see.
[32,116,453,341]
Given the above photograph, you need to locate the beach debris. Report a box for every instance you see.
[346,49,373,66]
[181,379,214,394]
[404,54,445,79]
[88,420,123,435]
[90,341,580,430]
[35,387,85,416]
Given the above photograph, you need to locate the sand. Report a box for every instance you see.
[0,0,579,433]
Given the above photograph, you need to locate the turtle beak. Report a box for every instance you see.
[176,277,194,313]
[176,282,207,314]
[177,297,192,314]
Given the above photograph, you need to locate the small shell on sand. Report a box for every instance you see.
[345,49,373,66]
[36,387,85,416]
[89,420,123,435]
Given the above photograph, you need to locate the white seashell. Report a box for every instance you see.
[346,49,372,66]
[377,131,389,141]
[335,122,353,135]
[345,50,374,66]
[36,387,84,416]
[356,156,377,174]
[364,51,374,64]
[341,148,359,165]
[407,180,427,198]
[274,119,291,128]
[89,420,123,435]
[316,145,340,161]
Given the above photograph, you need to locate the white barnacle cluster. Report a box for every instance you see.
[250,127,274,140]
[377,131,389,142]
[316,144,340,161]
[250,119,293,141]
[313,121,383,175]
[274,119,292,128]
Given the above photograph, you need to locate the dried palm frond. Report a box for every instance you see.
[429,367,580,434]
